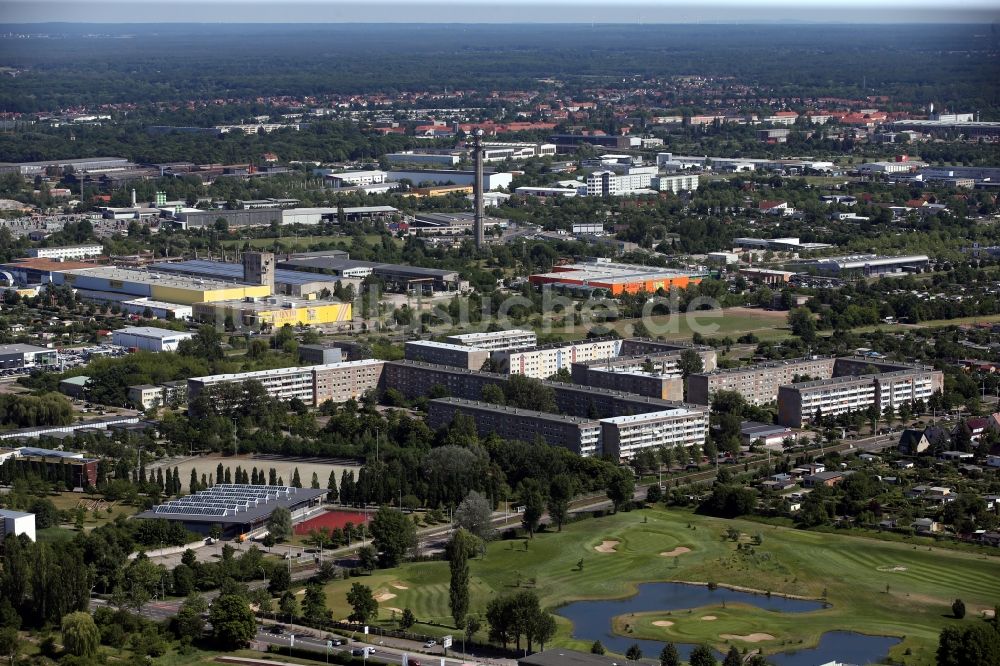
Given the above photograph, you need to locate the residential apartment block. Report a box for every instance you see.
[494,338,623,379]
[381,360,683,421]
[687,357,837,406]
[444,329,537,352]
[312,360,385,404]
[188,366,316,407]
[777,367,943,428]
[569,349,717,401]
[188,359,384,410]
[653,174,700,193]
[427,397,707,461]
[601,408,708,460]
[574,368,685,401]
[26,244,103,261]
[427,398,603,457]
[404,340,490,371]
[585,166,658,196]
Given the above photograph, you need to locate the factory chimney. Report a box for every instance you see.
[473,128,485,249]
[131,188,137,208]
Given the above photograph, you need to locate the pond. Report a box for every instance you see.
[556,582,899,665]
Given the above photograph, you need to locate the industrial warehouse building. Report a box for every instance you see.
[52,266,272,305]
[786,254,930,277]
[0,343,57,370]
[387,169,513,191]
[111,326,195,352]
[192,296,352,328]
[135,484,327,539]
[529,261,703,296]
[149,259,351,298]
[276,253,463,293]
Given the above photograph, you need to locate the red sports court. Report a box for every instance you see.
[293,509,370,535]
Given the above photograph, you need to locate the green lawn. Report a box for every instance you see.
[544,308,791,342]
[35,526,77,544]
[313,508,1000,665]
[47,492,138,525]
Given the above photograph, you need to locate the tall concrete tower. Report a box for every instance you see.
[242,251,275,294]
[473,129,485,249]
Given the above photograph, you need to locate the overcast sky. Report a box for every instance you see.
[3,0,998,24]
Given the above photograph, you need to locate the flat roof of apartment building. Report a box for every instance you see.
[693,356,834,378]
[447,329,535,341]
[406,340,483,352]
[430,397,599,426]
[601,407,705,424]
[787,367,932,390]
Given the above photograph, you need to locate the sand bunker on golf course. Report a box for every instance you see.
[660,547,691,557]
[374,592,397,603]
[391,583,409,590]
[720,633,775,643]
[652,621,675,628]
[594,540,620,553]
[701,616,717,621]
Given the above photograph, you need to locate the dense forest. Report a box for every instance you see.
[0,24,997,113]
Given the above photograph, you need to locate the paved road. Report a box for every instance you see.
[256,626,507,665]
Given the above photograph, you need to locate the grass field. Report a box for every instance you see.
[546,307,792,342]
[308,507,999,664]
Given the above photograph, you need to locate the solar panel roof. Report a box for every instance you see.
[137,484,327,524]
[150,260,341,286]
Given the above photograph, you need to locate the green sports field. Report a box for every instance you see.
[307,507,1000,665]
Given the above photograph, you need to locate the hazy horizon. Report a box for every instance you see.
[2,0,998,25]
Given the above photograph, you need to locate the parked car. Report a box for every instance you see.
[423,639,437,648]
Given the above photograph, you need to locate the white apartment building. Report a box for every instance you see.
[876,371,937,413]
[128,385,166,410]
[778,368,942,428]
[312,359,385,405]
[585,166,658,197]
[444,329,538,352]
[188,360,387,409]
[497,339,623,379]
[601,407,709,461]
[188,366,315,406]
[654,174,700,193]
[26,244,103,261]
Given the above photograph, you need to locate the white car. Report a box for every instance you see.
[423,639,437,648]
